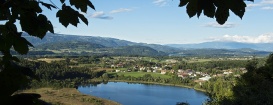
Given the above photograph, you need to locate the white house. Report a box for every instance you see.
[199,76,211,81]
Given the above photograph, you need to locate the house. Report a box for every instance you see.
[161,70,166,74]
[199,76,211,81]
[178,73,189,78]
[196,72,201,75]
[116,63,124,68]
[170,70,175,74]
[139,67,146,71]
[178,69,184,73]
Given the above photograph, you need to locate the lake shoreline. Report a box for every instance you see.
[78,81,209,105]
[90,79,207,93]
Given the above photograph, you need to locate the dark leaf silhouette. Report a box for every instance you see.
[215,7,229,25]
[179,0,250,24]
[40,2,57,10]
[186,0,198,18]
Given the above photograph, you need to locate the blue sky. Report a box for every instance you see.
[43,0,273,44]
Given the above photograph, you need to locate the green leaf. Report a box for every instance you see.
[28,1,43,13]
[228,0,246,19]
[13,37,30,55]
[0,8,10,20]
[70,0,95,12]
[20,13,53,39]
[40,2,57,10]
[197,0,204,18]
[6,22,17,32]
[78,14,88,25]
[87,0,96,10]
[11,57,20,62]
[57,4,81,27]
[70,0,85,12]
[215,7,229,25]
[60,0,65,3]
[186,0,198,18]
[57,9,69,27]
[47,21,54,33]
[203,0,216,18]
[179,0,189,7]
[0,35,4,51]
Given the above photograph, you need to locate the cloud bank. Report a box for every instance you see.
[261,6,273,10]
[203,22,237,28]
[261,0,273,4]
[208,33,273,43]
[110,8,132,14]
[153,0,167,7]
[90,11,113,20]
[247,0,273,10]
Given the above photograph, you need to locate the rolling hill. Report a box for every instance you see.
[23,33,272,57]
[166,41,273,51]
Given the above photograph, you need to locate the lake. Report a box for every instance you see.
[78,82,209,105]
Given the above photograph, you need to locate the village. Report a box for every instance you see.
[106,57,248,83]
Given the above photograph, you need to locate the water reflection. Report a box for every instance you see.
[78,82,208,105]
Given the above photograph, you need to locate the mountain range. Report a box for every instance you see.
[166,42,273,51]
[23,33,273,57]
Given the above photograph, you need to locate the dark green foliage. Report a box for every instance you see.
[179,0,250,24]
[0,0,94,57]
[230,55,273,105]
[18,59,106,88]
[0,0,95,103]
[207,54,273,105]
[57,4,86,27]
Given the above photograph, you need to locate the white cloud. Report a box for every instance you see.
[247,0,273,10]
[208,33,273,43]
[261,6,273,10]
[90,11,113,20]
[203,22,237,28]
[153,0,167,7]
[247,3,262,8]
[261,0,273,4]
[110,8,132,14]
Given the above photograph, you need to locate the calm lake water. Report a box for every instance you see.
[78,82,209,105]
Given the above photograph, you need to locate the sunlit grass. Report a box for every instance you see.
[109,72,171,79]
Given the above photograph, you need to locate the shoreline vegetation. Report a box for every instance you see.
[92,79,207,93]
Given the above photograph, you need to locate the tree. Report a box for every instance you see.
[207,55,273,105]
[0,0,95,104]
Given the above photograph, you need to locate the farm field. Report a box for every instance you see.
[108,72,172,79]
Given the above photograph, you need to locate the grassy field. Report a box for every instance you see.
[109,72,171,79]
[187,58,214,63]
[36,58,65,63]
[18,88,120,105]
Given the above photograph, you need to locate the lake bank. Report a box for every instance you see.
[91,79,207,93]
[17,88,121,105]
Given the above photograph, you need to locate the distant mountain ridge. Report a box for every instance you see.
[24,33,179,54]
[23,33,272,57]
[166,41,273,51]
